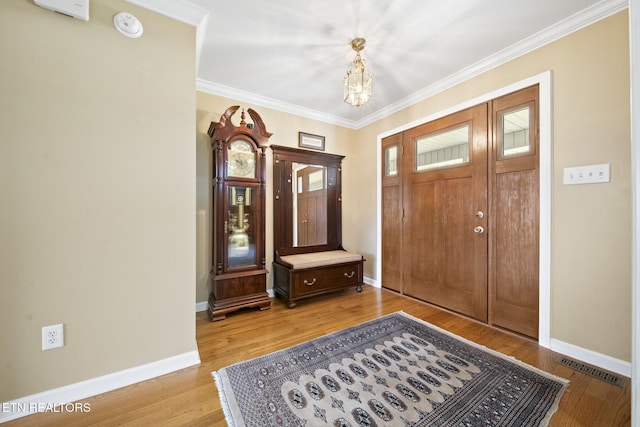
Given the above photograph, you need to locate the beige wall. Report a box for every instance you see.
[0,0,197,401]
[197,11,631,362]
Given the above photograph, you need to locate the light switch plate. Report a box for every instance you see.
[563,163,610,185]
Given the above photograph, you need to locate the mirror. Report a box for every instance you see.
[271,145,345,257]
[292,162,327,247]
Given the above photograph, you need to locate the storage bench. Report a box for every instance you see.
[273,250,364,308]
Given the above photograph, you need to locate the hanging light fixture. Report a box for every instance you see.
[344,37,373,107]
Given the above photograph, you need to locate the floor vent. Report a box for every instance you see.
[557,356,625,387]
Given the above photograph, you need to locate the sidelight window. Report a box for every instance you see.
[501,107,531,156]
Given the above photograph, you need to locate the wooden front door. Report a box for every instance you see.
[382,85,540,338]
[402,103,489,321]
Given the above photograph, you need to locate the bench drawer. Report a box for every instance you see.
[292,262,361,296]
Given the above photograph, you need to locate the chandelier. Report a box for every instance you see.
[344,37,373,107]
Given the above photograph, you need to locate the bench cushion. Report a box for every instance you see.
[279,250,363,269]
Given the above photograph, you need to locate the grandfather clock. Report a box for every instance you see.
[208,106,272,321]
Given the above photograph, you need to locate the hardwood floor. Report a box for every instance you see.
[7,286,631,426]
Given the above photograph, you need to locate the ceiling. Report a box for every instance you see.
[130,0,626,128]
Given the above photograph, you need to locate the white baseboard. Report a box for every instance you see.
[363,276,379,287]
[550,338,631,378]
[195,301,208,312]
[0,350,201,424]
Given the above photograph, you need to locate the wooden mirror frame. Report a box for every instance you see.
[270,145,345,260]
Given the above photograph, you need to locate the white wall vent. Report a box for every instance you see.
[34,0,89,21]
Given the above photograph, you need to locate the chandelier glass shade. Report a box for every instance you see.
[344,38,373,107]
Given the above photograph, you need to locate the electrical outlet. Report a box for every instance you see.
[42,324,64,351]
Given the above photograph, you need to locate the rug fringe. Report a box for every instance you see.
[212,371,238,427]
[539,383,569,427]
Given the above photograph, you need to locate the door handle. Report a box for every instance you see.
[474,226,485,234]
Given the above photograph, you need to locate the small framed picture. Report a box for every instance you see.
[298,132,325,151]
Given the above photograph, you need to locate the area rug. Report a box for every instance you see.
[212,312,568,426]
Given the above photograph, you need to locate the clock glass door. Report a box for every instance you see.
[227,185,257,269]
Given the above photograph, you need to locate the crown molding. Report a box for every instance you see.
[131,0,628,130]
[196,79,360,129]
[356,0,628,129]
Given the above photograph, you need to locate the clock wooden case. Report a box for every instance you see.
[207,106,272,321]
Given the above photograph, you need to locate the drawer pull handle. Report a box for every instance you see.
[344,271,355,279]
[304,278,317,286]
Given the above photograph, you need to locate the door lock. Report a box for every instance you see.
[475,211,484,219]
[474,226,485,234]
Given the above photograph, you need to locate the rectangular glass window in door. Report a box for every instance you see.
[307,169,325,192]
[414,124,469,171]
[385,146,398,176]
[502,107,530,156]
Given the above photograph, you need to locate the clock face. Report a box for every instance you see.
[228,139,256,178]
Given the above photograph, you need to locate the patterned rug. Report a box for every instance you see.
[212,312,568,426]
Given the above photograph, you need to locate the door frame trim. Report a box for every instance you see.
[376,71,552,347]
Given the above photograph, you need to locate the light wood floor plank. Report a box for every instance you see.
[5,286,631,426]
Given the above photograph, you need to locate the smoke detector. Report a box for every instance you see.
[114,12,143,38]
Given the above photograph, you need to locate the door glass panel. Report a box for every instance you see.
[307,169,324,191]
[227,186,256,268]
[385,146,398,176]
[415,125,469,171]
[502,107,530,156]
